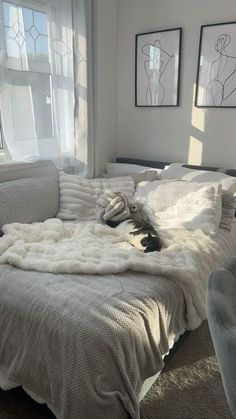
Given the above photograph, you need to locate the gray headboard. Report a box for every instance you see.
[116,157,236,178]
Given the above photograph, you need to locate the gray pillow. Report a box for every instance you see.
[0,175,59,233]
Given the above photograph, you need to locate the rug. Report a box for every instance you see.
[140,321,232,419]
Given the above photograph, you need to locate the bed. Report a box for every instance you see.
[0,159,235,419]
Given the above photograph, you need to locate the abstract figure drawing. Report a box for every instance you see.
[206,33,236,106]
[142,39,174,106]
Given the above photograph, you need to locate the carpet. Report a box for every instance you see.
[0,321,232,419]
[140,321,232,419]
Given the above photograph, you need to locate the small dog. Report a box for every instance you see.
[107,219,162,253]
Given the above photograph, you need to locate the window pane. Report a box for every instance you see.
[23,7,49,62]
[35,35,48,61]
[3,1,10,26]
[8,70,53,141]
[3,2,27,59]
[22,7,33,30]
[23,6,49,62]
[30,73,53,139]
[25,32,35,58]
[34,10,47,35]
[3,2,49,63]
[5,32,21,58]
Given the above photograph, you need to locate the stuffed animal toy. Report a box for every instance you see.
[96,190,147,223]
[96,190,162,253]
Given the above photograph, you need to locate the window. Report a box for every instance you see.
[3,2,50,69]
[0,0,75,162]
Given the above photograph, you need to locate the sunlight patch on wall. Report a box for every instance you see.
[191,84,205,132]
[188,136,203,165]
[191,107,205,133]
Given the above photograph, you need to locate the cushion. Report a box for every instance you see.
[104,162,161,183]
[134,179,222,235]
[56,172,135,221]
[161,164,236,230]
[0,175,59,233]
[161,164,236,193]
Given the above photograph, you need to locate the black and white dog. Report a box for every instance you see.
[107,219,162,253]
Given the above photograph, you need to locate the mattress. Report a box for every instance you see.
[0,222,235,418]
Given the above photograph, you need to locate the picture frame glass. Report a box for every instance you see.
[136,28,181,107]
[196,22,236,107]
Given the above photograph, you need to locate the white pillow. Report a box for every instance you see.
[57,172,135,221]
[134,180,222,235]
[104,163,162,180]
[161,164,236,230]
[161,164,236,193]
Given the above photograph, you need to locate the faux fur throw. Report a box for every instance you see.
[0,219,225,329]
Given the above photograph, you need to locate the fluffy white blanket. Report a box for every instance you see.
[0,219,224,330]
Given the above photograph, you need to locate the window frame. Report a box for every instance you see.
[0,0,75,162]
[0,0,56,147]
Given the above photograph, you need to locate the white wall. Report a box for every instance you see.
[93,0,118,175]
[117,0,236,168]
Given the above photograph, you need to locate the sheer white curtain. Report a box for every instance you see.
[0,0,93,175]
[73,0,94,177]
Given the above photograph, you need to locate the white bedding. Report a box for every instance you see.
[1,218,236,331]
[0,222,235,416]
[1,171,235,418]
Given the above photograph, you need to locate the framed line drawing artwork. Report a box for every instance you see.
[195,22,236,107]
[135,28,182,107]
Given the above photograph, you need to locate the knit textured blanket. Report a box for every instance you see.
[0,219,224,330]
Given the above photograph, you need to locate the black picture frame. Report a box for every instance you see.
[195,21,236,108]
[135,27,182,107]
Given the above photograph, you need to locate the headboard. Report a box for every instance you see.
[116,157,236,178]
